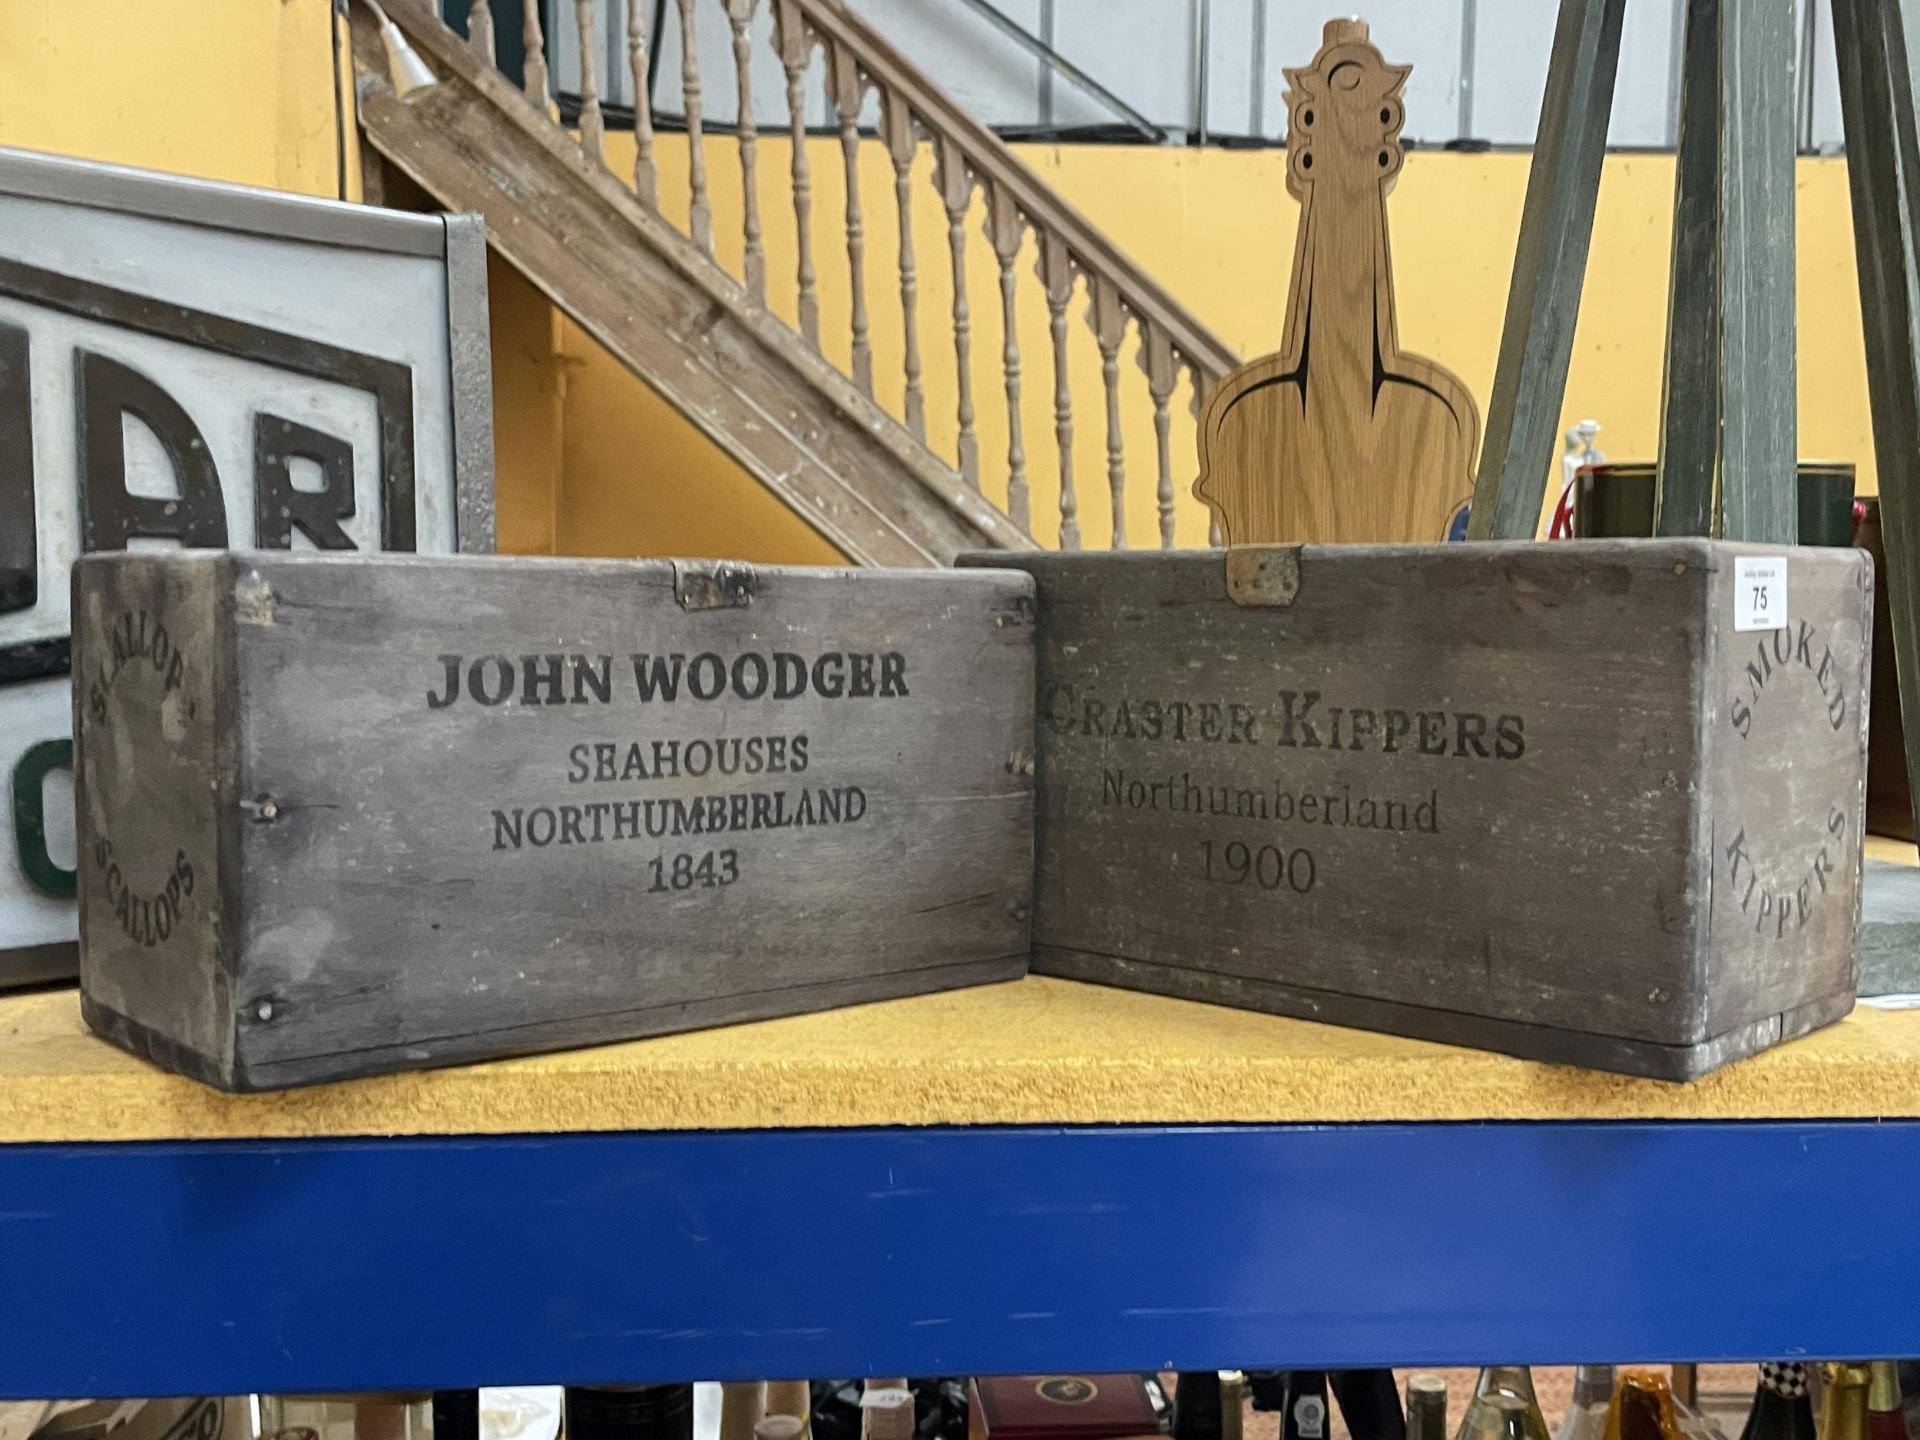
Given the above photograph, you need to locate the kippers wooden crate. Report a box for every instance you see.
[73,551,1035,1090]
[965,540,1873,1079]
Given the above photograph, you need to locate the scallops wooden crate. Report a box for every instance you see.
[73,551,1034,1091]
[966,540,1874,1080]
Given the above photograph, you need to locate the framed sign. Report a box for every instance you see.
[0,146,495,984]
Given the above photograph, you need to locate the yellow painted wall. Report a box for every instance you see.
[1,0,1870,561]
[0,0,346,198]
[528,137,1871,562]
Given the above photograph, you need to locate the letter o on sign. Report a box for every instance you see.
[12,739,75,899]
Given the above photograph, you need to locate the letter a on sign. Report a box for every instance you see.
[75,349,230,551]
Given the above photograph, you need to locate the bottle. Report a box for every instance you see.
[1282,1374,1332,1440]
[1221,1373,1247,1440]
[1603,1371,1690,1440]
[757,1418,806,1440]
[1407,1375,1448,1440]
[259,1396,430,1440]
[1247,1375,1289,1414]
[1460,1396,1538,1440]
[431,1393,478,1440]
[1868,1365,1906,1440]
[722,1388,767,1440]
[765,1385,813,1440]
[1826,1368,1872,1440]
[1176,1374,1226,1440]
[1331,1372,1407,1440]
[1612,1376,1681,1440]
[565,1386,695,1440]
[1455,1370,1549,1440]
[1739,1365,1817,1440]
[862,1383,914,1440]
[1557,1368,1617,1440]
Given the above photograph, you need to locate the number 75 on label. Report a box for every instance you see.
[1734,556,1789,633]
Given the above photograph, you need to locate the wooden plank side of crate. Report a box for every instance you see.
[974,541,1869,1077]
[72,553,236,1076]
[76,553,1036,1089]
[1702,548,1873,1037]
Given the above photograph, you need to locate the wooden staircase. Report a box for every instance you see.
[350,0,1238,564]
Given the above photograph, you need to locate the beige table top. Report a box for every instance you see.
[3,973,1920,1142]
[0,833,1908,1144]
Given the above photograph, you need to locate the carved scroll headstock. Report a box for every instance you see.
[1284,19,1411,200]
[1193,15,1481,554]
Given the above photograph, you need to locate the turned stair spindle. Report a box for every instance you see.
[629,0,658,206]
[774,0,820,345]
[466,0,495,62]
[676,0,713,251]
[1140,324,1178,549]
[523,0,552,108]
[987,182,1029,530]
[1089,275,1129,549]
[938,135,980,489]
[727,0,766,298]
[832,44,874,395]
[1039,230,1080,550]
[574,0,606,164]
[882,92,927,440]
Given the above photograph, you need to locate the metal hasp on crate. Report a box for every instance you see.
[1465,0,1798,546]
[0,147,496,988]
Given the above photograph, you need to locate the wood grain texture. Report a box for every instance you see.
[11,979,1920,1140]
[1716,0,1799,545]
[1654,0,1721,539]
[1466,0,1626,540]
[1194,20,1479,547]
[1834,0,1920,841]
[73,552,1035,1091]
[970,540,1872,1080]
[351,0,1031,567]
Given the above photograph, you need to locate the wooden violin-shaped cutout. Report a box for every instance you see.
[1195,18,1480,546]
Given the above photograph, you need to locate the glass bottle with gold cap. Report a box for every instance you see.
[1825,1367,1871,1440]
[1867,1365,1906,1440]
[1455,1370,1549,1440]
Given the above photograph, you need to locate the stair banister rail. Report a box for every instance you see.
[439,0,1242,552]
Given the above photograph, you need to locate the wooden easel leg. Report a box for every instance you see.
[1467,0,1627,541]
[1835,0,1920,836]
[1656,0,1722,538]
[1717,0,1798,543]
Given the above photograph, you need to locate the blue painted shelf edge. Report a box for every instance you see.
[1,1119,1913,1399]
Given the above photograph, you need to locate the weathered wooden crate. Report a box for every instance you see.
[964,540,1873,1079]
[73,551,1035,1091]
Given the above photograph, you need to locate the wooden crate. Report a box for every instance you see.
[73,552,1035,1091]
[965,540,1873,1079]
